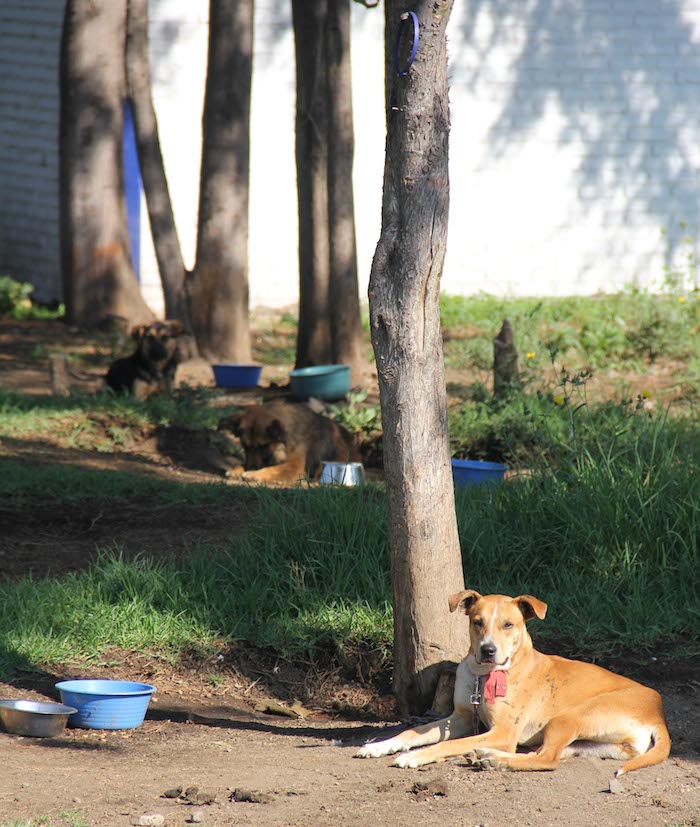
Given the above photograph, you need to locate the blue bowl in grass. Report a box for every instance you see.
[451,459,507,487]
[289,364,350,400]
[55,680,156,730]
[212,363,262,388]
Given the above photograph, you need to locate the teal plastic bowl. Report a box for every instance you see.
[289,364,350,400]
[55,680,156,730]
[451,459,507,487]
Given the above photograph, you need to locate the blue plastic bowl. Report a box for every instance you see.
[451,459,507,487]
[55,680,156,730]
[289,364,350,400]
[212,364,262,388]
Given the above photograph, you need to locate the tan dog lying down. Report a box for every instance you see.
[357,590,670,776]
[219,399,359,483]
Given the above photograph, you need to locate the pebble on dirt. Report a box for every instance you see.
[136,815,165,827]
[230,787,275,804]
[184,785,217,805]
[162,786,183,799]
[410,779,448,799]
[608,777,625,794]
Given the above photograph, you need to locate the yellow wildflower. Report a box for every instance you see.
[641,389,651,399]
[526,351,536,359]
[678,296,686,303]
[553,395,565,405]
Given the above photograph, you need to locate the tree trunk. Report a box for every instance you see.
[493,318,521,399]
[125,0,192,334]
[368,0,467,715]
[189,0,253,363]
[292,0,332,368]
[326,0,365,378]
[59,0,153,329]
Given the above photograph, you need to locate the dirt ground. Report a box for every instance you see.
[0,317,699,827]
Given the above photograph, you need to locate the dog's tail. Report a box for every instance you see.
[616,722,671,776]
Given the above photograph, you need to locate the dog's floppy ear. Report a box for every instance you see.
[513,594,547,622]
[218,410,246,436]
[448,589,483,614]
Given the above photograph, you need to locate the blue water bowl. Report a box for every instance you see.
[55,680,156,730]
[289,364,351,401]
[212,363,262,388]
[451,459,507,487]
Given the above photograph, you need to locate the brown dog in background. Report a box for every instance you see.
[105,320,186,399]
[357,590,670,776]
[219,399,360,483]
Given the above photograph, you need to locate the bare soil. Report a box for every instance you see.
[0,317,699,827]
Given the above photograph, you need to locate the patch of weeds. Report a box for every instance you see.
[0,275,33,315]
[328,391,381,436]
[0,275,63,320]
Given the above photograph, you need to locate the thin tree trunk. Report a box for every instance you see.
[368,0,466,715]
[59,0,153,329]
[326,0,365,378]
[292,0,332,368]
[190,0,253,362]
[125,0,192,334]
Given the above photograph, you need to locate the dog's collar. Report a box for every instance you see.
[469,670,508,734]
[469,670,508,704]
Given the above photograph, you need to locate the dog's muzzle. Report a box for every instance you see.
[479,642,498,662]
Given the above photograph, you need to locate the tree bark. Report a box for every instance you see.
[189,0,253,362]
[292,0,332,368]
[493,318,521,399]
[59,0,153,329]
[125,0,192,333]
[368,0,467,715]
[326,0,365,378]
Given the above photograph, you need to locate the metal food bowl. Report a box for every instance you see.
[318,461,365,486]
[0,699,77,737]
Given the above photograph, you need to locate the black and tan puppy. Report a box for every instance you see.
[105,320,186,399]
[219,399,360,483]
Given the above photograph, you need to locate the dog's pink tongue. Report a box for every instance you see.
[483,670,507,703]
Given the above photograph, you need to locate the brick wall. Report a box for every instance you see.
[0,0,64,304]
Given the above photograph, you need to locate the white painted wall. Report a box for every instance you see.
[2,1,700,312]
[444,0,700,297]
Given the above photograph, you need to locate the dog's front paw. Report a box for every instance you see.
[355,739,406,759]
[392,752,422,769]
[462,751,504,771]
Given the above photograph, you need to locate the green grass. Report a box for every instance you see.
[1,404,698,677]
[439,290,700,377]
[0,383,239,454]
[1,292,699,681]
[0,457,240,506]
